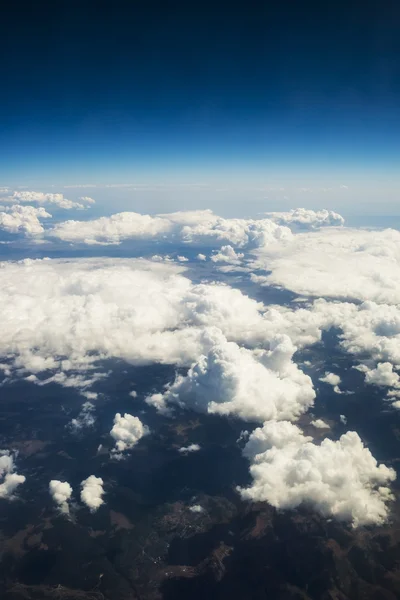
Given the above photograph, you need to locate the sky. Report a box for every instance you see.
[1,0,400,214]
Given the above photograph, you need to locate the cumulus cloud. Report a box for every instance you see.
[80,475,105,512]
[2,254,397,418]
[110,413,150,456]
[78,196,96,204]
[197,253,206,261]
[178,213,293,248]
[0,257,313,384]
[147,332,315,423]
[319,372,341,387]
[0,258,193,376]
[319,372,343,394]
[210,245,244,264]
[252,227,400,305]
[49,208,294,248]
[178,443,201,454]
[264,208,344,230]
[11,191,88,210]
[363,362,400,387]
[49,212,172,244]
[310,419,330,429]
[239,420,396,527]
[0,205,51,236]
[49,480,72,514]
[0,451,25,499]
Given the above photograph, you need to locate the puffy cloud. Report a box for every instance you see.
[252,227,400,304]
[363,362,400,387]
[264,208,344,230]
[80,475,105,512]
[49,208,293,248]
[78,196,96,204]
[310,419,330,429]
[178,444,201,454]
[0,258,193,376]
[0,205,51,236]
[197,253,206,261]
[110,413,149,456]
[340,414,347,425]
[210,245,244,264]
[0,451,25,499]
[319,372,343,394]
[0,257,312,382]
[319,372,341,387]
[179,214,293,248]
[11,191,87,210]
[49,212,172,244]
[0,473,26,499]
[49,480,72,514]
[239,420,396,527]
[147,332,315,423]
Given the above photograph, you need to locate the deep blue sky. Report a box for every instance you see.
[1,0,400,188]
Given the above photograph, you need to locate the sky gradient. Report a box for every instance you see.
[1,0,400,211]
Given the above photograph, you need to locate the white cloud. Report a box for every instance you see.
[0,451,25,499]
[49,208,294,248]
[49,480,72,514]
[110,413,149,456]
[80,475,105,512]
[49,212,172,244]
[340,414,347,425]
[0,205,51,236]
[0,257,313,382]
[179,214,293,248]
[11,191,87,210]
[264,208,345,230]
[197,253,206,261]
[178,444,201,454]
[363,362,400,387]
[319,372,341,387]
[310,419,330,429]
[319,372,343,394]
[147,332,315,423]
[252,227,400,305]
[210,245,244,264]
[239,420,396,527]
[78,196,96,204]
